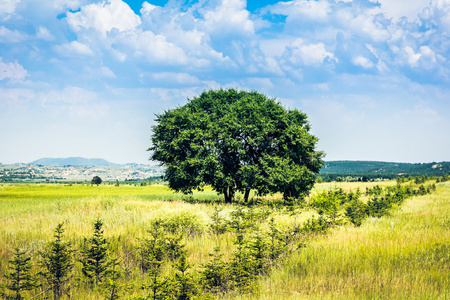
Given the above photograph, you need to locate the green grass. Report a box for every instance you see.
[240,182,450,299]
[0,181,448,299]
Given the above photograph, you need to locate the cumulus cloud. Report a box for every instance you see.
[111,30,188,65]
[66,0,141,37]
[352,55,375,69]
[0,0,20,17]
[284,38,336,66]
[0,58,27,80]
[202,0,254,36]
[53,41,94,57]
[270,0,331,22]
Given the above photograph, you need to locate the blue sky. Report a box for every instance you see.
[1,0,449,164]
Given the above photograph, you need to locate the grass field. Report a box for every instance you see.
[0,180,448,299]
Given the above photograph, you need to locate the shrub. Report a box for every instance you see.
[2,248,39,300]
[80,219,110,285]
[39,223,75,300]
[345,199,368,226]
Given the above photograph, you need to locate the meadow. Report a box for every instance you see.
[0,179,448,299]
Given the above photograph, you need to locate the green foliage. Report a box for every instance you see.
[2,248,39,300]
[345,198,368,226]
[149,89,324,203]
[80,219,110,285]
[160,211,203,237]
[200,247,230,293]
[137,220,167,274]
[301,216,330,235]
[39,223,75,300]
[209,207,228,236]
[268,218,285,262]
[319,161,450,181]
[229,206,253,234]
[228,233,255,293]
[101,257,123,300]
[310,188,348,224]
[247,230,269,275]
[92,176,102,185]
[138,220,186,299]
[172,251,199,300]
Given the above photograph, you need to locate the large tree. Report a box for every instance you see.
[149,89,324,203]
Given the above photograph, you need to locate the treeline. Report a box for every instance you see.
[319,160,450,180]
[318,173,450,183]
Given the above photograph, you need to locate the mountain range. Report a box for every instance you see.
[26,158,450,177]
[30,157,115,167]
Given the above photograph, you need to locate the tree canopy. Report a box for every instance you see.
[149,89,324,203]
[91,176,102,185]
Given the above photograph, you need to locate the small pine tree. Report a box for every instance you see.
[209,207,228,236]
[140,220,170,300]
[2,248,39,300]
[345,199,368,227]
[101,257,122,300]
[268,218,284,262]
[172,251,199,300]
[39,223,74,300]
[80,219,110,286]
[247,230,268,275]
[229,233,254,292]
[200,247,229,293]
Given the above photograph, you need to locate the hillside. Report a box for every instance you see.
[320,160,450,179]
[31,157,115,167]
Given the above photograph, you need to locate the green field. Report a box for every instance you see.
[0,181,449,299]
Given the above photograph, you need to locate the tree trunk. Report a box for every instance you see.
[229,187,234,203]
[224,190,231,204]
[244,189,250,202]
[224,187,234,203]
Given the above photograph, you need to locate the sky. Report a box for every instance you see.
[1,0,449,165]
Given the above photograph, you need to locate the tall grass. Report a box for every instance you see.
[0,181,448,299]
[237,182,450,299]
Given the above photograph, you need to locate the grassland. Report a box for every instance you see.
[0,180,448,299]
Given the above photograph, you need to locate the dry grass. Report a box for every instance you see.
[0,181,448,299]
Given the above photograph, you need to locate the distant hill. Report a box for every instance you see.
[31,157,115,167]
[320,160,450,179]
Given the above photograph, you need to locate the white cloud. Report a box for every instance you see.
[0,58,27,80]
[374,0,429,20]
[36,26,54,41]
[271,0,331,21]
[53,41,94,57]
[202,0,254,36]
[403,46,438,68]
[140,1,158,16]
[0,26,28,42]
[113,30,188,65]
[0,88,35,106]
[337,11,390,42]
[41,86,97,106]
[0,0,20,16]
[285,38,335,66]
[66,0,141,37]
[152,72,200,85]
[352,55,375,69]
